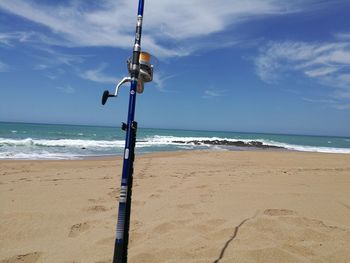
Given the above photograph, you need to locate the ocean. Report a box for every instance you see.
[0,122,349,160]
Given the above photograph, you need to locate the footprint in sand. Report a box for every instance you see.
[107,188,119,200]
[86,205,109,212]
[0,252,42,263]
[68,222,89,237]
[96,236,114,246]
[149,193,160,199]
[153,222,175,234]
[88,198,105,203]
[130,252,155,262]
[133,200,146,206]
[178,203,195,209]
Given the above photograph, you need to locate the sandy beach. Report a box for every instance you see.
[1,150,350,263]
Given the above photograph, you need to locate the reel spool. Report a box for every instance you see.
[102,51,154,105]
[128,51,154,94]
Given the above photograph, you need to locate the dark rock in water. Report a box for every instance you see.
[81,147,86,150]
[173,140,282,149]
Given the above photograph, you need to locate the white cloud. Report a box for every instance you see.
[203,89,226,98]
[255,38,350,110]
[255,39,350,108]
[0,0,329,57]
[304,67,338,77]
[256,40,350,84]
[0,60,10,72]
[80,64,116,84]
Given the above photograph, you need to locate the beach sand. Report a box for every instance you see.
[1,151,350,263]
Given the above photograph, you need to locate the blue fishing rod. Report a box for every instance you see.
[101,0,153,262]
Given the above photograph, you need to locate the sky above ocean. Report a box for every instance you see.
[0,1,350,136]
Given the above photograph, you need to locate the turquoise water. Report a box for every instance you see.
[0,122,349,159]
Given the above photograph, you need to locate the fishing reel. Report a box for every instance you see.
[102,52,154,105]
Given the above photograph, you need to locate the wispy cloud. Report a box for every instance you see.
[203,89,226,98]
[302,97,350,110]
[0,31,63,47]
[34,64,49,70]
[80,64,116,84]
[333,103,350,110]
[0,60,10,72]
[26,46,86,73]
[56,85,75,94]
[335,32,350,40]
[152,72,178,92]
[38,47,85,67]
[255,38,350,109]
[0,0,332,57]
[0,32,29,46]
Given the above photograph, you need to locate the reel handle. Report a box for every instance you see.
[102,90,115,105]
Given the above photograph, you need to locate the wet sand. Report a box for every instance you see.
[1,151,350,262]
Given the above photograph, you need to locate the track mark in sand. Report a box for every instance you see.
[207,218,226,226]
[214,208,350,262]
[178,203,195,209]
[0,252,42,263]
[263,208,296,216]
[192,211,209,217]
[338,201,350,212]
[213,211,259,263]
[68,222,90,237]
[137,157,152,178]
[18,177,32,182]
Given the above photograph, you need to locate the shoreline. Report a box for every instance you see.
[2,146,350,162]
[1,150,350,262]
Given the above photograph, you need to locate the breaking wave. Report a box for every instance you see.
[1,135,350,160]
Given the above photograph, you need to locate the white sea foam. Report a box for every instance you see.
[140,136,350,154]
[0,151,80,160]
[0,138,125,148]
[1,135,350,160]
[261,140,350,154]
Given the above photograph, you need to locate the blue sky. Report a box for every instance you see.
[0,0,350,136]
